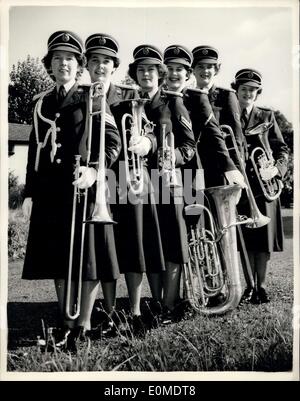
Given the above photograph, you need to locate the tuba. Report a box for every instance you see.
[246,122,283,201]
[64,81,115,321]
[121,98,155,195]
[182,184,244,315]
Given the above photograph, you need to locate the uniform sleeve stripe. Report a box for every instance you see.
[180,115,192,131]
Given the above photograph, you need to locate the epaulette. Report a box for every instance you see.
[32,88,53,102]
[215,85,235,93]
[257,105,272,112]
[183,87,208,96]
[115,83,138,93]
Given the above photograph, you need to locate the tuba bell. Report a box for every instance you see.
[246,122,283,201]
[182,184,243,315]
[121,98,155,195]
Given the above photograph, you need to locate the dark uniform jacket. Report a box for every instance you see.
[22,83,121,280]
[238,105,289,253]
[144,88,195,172]
[184,88,236,188]
[208,84,244,155]
[106,83,166,272]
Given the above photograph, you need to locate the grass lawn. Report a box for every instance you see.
[5,208,296,374]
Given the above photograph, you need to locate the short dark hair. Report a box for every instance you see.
[41,51,86,81]
[85,52,120,69]
[128,62,167,85]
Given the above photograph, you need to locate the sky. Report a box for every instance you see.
[4,0,298,122]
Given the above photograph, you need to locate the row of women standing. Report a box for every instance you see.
[21,30,289,350]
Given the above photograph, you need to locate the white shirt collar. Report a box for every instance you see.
[57,80,76,94]
[244,104,253,117]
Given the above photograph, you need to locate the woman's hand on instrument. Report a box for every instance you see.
[73,166,97,189]
[259,166,279,181]
[22,197,33,220]
[128,136,152,156]
[225,170,247,189]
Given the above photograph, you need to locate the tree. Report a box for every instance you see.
[9,55,54,124]
[274,110,294,207]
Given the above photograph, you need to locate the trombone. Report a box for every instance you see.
[221,124,270,228]
[64,81,115,321]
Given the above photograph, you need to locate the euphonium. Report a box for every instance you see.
[121,98,155,195]
[246,122,283,201]
[221,124,270,228]
[64,81,115,321]
[183,184,243,315]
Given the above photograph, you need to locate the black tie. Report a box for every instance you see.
[57,85,66,105]
[141,92,150,99]
[241,108,248,129]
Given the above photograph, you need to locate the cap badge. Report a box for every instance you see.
[62,34,70,43]
[248,72,254,78]
[143,47,150,55]
[98,36,106,45]
[202,49,208,55]
[174,47,180,55]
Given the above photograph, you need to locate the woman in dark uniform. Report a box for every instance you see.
[191,45,244,187]
[163,45,245,193]
[22,31,121,347]
[232,68,289,303]
[127,44,197,321]
[163,45,246,310]
[85,35,165,334]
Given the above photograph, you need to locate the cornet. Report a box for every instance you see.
[64,81,115,321]
[121,98,155,195]
[159,123,180,188]
[246,122,283,201]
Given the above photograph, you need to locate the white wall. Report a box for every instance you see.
[9,144,28,184]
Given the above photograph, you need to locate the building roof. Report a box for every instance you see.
[9,123,31,143]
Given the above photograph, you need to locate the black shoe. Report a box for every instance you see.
[129,315,146,338]
[100,311,122,338]
[160,307,176,325]
[257,287,270,304]
[240,287,254,303]
[54,327,77,352]
[250,289,260,305]
[144,301,163,329]
[72,326,90,342]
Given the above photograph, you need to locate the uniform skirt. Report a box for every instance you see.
[22,183,120,282]
[238,195,284,253]
[111,168,165,274]
[156,175,189,264]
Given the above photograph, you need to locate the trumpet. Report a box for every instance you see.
[159,123,180,187]
[246,122,283,201]
[121,98,155,195]
[221,124,270,228]
[64,81,115,321]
